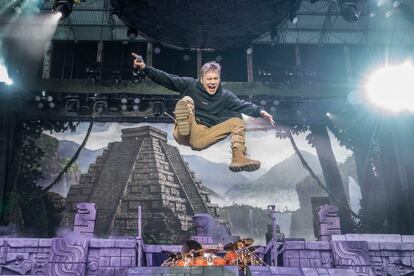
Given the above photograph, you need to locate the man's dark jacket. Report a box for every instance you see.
[143,66,263,127]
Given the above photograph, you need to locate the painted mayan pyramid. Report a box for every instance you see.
[65,126,218,243]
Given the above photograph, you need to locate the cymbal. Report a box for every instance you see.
[241,238,254,246]
[204,248,220,253]
[247,245,260,251]
[224,238,255,251]
[223,242,237,251]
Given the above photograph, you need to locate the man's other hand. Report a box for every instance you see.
[260,110,276,127]
[132,52,145,70]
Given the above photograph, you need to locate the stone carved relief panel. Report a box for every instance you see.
[48,238,89,276]
[331,241,373,276]
[317,205,341,241]
[74,203,97,238]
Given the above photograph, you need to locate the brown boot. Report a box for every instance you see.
[229,147,261,172]
[174,98,194,136]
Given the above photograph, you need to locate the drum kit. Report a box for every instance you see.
[161,238,266,270]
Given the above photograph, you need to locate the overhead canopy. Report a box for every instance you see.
[113,0,301,49]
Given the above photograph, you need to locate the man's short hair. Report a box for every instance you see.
[200,61,221,78]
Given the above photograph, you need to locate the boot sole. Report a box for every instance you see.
[229,163,260,173]
[175,101,191,136]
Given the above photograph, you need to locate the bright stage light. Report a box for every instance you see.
[52,11,63,20]
[366,61,414,112]
[52,0,73,20]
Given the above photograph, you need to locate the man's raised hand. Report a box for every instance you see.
[260,110,276,127]
[132,52,145,70]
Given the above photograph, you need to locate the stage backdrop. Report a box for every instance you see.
[39,122,356,243]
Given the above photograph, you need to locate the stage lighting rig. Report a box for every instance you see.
[34,90,56,109]
[52,0,74,20]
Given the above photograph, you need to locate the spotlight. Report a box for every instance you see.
[290,14,299,24]
[110,9,121,22]
[46,95,53,102]
[377,0,386,8]
[86,64,101,84]
[366,61,414,112]
[341,2,361,23]
[119,94,129,111]
[246,47,253,55]
[152,101,164,116]
[65,98,80,113]
[385,10,393,17]
[34,95,42,102]
[93,100,108,115]
[131,97,141,111]
[112,70,122,85]
[260,100,267,106]
[120,95,128,104]
[127,28,138,40]
[183,54,190,61]
[32,6,40,14]
[37,102,44,109]
[270,28,279,44]
[49,102,56,108]
[153,47,161,54]
[13,6,22,15]
[52,0,74,20]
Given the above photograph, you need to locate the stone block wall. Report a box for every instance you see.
[0,237,139,275]
[282,235,414,275]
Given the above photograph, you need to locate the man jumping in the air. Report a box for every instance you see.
[132,53,275,172]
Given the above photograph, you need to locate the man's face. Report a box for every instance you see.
[201,70,221,95]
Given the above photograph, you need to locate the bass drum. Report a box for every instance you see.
[191,256,208,266]
[224,250,238,265]
[204,253,227,266]
[212,256,227,266]
[175,257,193,267]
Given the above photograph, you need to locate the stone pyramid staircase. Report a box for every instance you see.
[65,126,218,243]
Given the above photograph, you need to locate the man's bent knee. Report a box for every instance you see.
[189,140,209,151]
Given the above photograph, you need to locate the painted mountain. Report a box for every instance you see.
[225,151,322,210]
[57,140,104,173]
[182,155,252,197]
